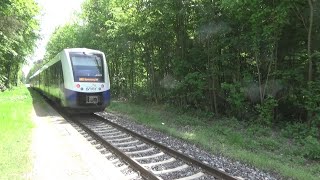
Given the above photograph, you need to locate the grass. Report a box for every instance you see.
[0,86,34,179]
[108,101,320,180]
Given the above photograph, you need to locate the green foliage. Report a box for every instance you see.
[44,24,83,61]
[221,82,247,118]
[281,123,320,160]
[43,0,320,139]
[303,81,320,126]
[303,136,320,160]
[110,101,320,179]
[0,0,40,88]
[281,123,317,140]
[178,72,206,109]
[255,97,278,126]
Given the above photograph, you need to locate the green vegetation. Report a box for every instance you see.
[32,0,320,179]
[0,86,34,179]
[0,0,316,179]
[0,0,40,90]
[34,0,320,139]
[109,101,320,180]
[25,0,319,179]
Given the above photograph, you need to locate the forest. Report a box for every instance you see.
[33,0,320,141]
[1,0,319,158]
[0,0,39,90]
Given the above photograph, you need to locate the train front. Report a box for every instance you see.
[62,49,110,113]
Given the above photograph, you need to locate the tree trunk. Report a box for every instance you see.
[5,63,11,88]
[307,0,313,82]
[144,43,157,102]
[130,48,135,98]
[255,52,264,104]
[212,77,218,115]
[207,37,218,114]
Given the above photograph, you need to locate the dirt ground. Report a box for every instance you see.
[28,98,129,180]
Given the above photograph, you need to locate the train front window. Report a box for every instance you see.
[70,54,104,82]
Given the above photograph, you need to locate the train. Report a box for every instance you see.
[29,48,111,113]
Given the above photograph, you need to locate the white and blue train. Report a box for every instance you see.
[29,48,110,113]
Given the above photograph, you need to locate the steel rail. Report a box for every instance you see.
[72,117,161,180]
[32,89,238,180]
[33,89,160,180]
[94,114,238,180]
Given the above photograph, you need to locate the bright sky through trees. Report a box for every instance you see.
[23,0,84,75]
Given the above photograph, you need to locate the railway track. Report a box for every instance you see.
[36,89,239,180]
[67,113,239,180]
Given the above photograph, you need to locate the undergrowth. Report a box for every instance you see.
[108,101,320,180]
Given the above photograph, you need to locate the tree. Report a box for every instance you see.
[42,0,319,128]
[0,0,40,88]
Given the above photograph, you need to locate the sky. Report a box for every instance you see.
[23,0,84,76]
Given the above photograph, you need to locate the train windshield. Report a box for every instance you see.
[70,53,105,82]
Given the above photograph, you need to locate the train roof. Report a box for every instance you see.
[29,48,104,79]
[29,69,41,79]
[64,48,104,54]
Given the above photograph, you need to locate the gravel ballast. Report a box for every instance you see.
[97,111,280,180]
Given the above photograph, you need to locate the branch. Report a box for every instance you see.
[292,4,308,32]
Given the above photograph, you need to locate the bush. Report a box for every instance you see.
[255,96,278,126]
[281,123,319,160]
[303,81,320,131]
[221,82,247,118]
[281,123,317,140]
[303,136,320,160]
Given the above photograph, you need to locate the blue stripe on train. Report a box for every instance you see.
[64,88,77,106]
[103,90,111,103]
[64,88,111,106]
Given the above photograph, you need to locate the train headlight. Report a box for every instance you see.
[76,84,80,88]
[101,84,104,88]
